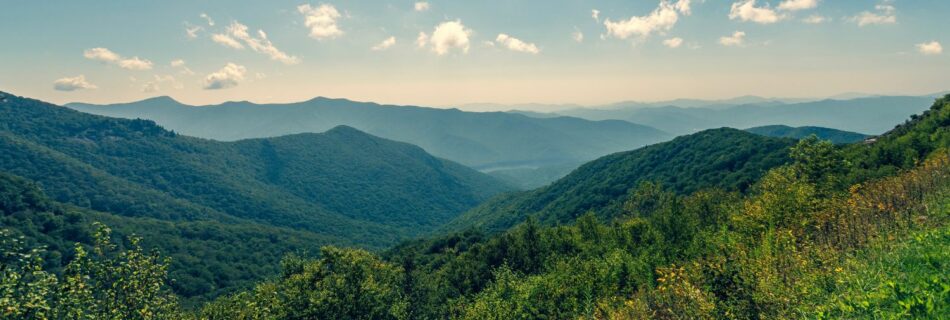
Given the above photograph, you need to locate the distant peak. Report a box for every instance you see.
[138,95,182,105]
[325,125,364,134]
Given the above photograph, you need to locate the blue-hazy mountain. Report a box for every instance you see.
[67,97,671,188]
[552,96,935,135]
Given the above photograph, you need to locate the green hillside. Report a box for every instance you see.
[186,95,948,319]
[0,91,511,301]
[447,128,796,232]
[67,96,671,188]
[745,125,869,144]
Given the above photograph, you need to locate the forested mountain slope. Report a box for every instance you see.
[745,125,868,144]
[67,96,670,187]
[446,128,796,232]
[0,171,338,304]
[0,91,511,301]
[188,95,950,319]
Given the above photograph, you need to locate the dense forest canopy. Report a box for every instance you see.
[744,125,869,144]
[446,128,796,233]
[2,94,948,319]
[0,91,511,302]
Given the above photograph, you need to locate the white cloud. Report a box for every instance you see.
[416,32,429,48]
[591,9,600,22]
[83,47,153,70]
[142,74,182,92]
[169,60,195,75]
[211,33,244,49]
[372,36,396,51]
[916,41,943,55]
[414,2,430,12]
[778,0,818,11]
[298,4,344,40]
[221,21,300,64]
[674,0,692,15]
[203,63,246,90]
[850,4,896,26]
[719,31,746,46]
[603,0,691,40]
[53,75,97,91]
[572,30,584,43]
[200,13,215,26]
[185,25,201,39]
[802,15,829,24]
[729,0,782,24]
[142,82,160,93]
[663,37,683,48]
[421,20,472,55]
[495,34,540,54]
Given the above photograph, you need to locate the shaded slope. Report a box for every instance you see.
[446,128,795,232]
[0,91,510,244]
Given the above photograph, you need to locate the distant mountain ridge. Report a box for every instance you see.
[521,95,936,136]
[745,125,869,144]
[67,97,671,188]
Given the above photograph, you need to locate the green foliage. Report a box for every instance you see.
[448,128,794,233]
[1,223,183,319]
[198,246,408,320]
[0,92,511,300]
[745,125,869,144]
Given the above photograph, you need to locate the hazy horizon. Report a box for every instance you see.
[1,0,947,107]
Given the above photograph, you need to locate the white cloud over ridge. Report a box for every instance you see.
[419,20,472,55]
[53,75,97,91]
[496,34,540,54]
[83,47,153,70]
[851,4,896,26]
[603,0,691,40]
[802,15,828,24]
[729,0,782,24]
[212,33,243,49]
[414,2,430,12]
[298,4,344,40]
[719,31,746,46]
[204,63,247,90]
[663,37,683,48]
[778,0,818,11]
[372,36,396,51]
[219,21,300,64]
[916,41,942,55]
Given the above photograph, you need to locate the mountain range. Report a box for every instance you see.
[530,95,935,136]
[67,97,671,188]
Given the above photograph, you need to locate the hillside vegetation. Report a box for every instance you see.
[447,128,795,232]
[2,95,948,319]
[745,125,868,144]
[0,91,510,302]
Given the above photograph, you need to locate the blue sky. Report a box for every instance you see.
[0,0,947,107]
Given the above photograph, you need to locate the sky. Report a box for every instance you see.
[0,0,947,108]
